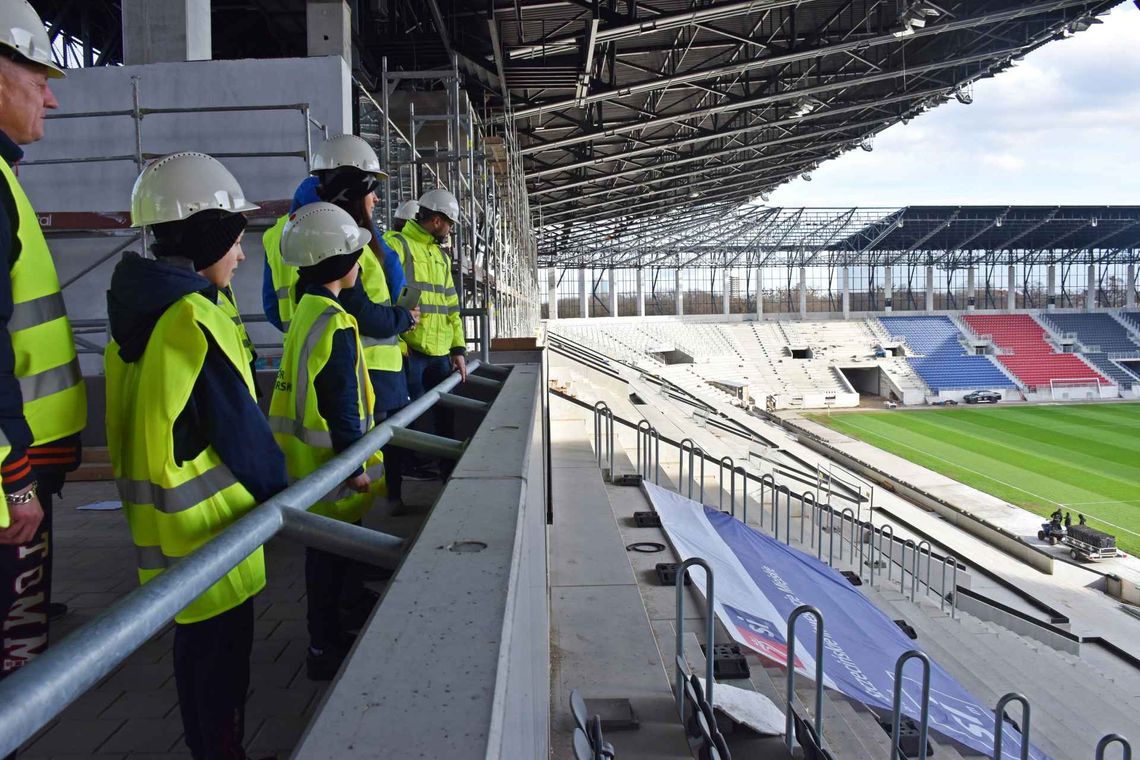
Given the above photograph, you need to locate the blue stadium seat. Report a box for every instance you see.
[877,315,1016,393]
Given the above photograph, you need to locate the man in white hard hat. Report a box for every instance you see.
[0,0,88,693]
[106,152,287,760]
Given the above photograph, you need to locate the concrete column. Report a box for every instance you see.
[122,0,211,65]
[307,0,352,60]
[722,270,731,316]
[755,266,764,319]
[1128,263,1137,309]
[636,269,646,316]
[547,268,558,320]
[1087,262,1097,311]
[607,268,618,316]
[967,266,976,310]
[841,266,850,319]
[1046,264,1056,311]
[883,265,893,312]
[675,269,684,316]
[1007,264,1016,311]
[578,268,588,317]
[925,264,934,312]
[798,266,807,317]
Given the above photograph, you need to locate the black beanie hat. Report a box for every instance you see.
[317,167,379,206]
[296,251,362,295]
[151,209,248,271]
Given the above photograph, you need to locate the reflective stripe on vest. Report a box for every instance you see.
[0,160,87,444]
[115,464,240,514]
[217,287,255,366]
[104,292,264,624]
[356,249,403,372]
[386,227,464,357]
[268,295,382,524]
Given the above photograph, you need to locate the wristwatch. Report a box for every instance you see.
[6,484,37,505]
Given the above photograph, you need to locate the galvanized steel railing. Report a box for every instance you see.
[0,361,500,757]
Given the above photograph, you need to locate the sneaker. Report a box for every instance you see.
[306,645,348,682]
[47,602,68,622]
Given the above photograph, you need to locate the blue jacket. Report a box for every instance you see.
[109,253,288,503]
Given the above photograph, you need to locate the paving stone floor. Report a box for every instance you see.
[16,477,436,760]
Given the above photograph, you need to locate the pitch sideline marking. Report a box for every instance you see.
[831,416,1140,540]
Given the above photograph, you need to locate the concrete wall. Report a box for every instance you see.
[21,56,352,373]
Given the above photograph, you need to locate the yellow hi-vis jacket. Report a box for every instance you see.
[263,213,296,330]
[105,293,265,624]
[0,159,87,445]
[268,293,384,524]
[356,246,402,372]
[383,220,465,357]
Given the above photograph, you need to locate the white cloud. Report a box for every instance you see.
[766,3,1140,208]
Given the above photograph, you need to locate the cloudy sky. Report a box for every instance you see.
[766,2,1140,208]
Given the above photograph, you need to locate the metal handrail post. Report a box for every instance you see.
[735,466,748,522]
[718,456,734,513]
[800,491,815,544]
[858,521,867,583]
[695,448,706,503]
[782,487,792,546]
[785,605,825,753]
[674,558,716,722]
[760,473,775,529]
[816,504,826,561]
[1096,734,1133,760]
[947,556,959,618]
[901,540,915,596]
[879,524,895,583]
[828,505,836,566]
[891,650,931,760]
[841,508,856,563]
[773,486,782,543]
[994,693,1031,760]
[913,540,931,601]
[651,427,660,484]
[636,420,651,477]
[0,361,482,756]
[679,438,695,498]
[593,401,607,469]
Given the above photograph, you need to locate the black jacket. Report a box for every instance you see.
[107,253,287,503]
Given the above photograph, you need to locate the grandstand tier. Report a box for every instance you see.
[877,315,1015,393]
[963,313,1108,389]
[1040,312,1140,354]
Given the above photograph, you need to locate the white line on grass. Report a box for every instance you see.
[834,417,1140,540]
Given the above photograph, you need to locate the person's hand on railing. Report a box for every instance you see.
[346,472,371,494]
[0,488,44,545]
[451,353,468,382]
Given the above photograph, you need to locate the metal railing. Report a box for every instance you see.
[581,400,1130,758]
[0,361,500,757]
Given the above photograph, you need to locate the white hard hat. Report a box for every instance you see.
[280,202,372,267]
[0,1,65,78]
[418,188,459,223]
[395,199,419,221]
[130,152,259,228]
[311,135,387,177]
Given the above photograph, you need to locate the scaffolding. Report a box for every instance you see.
[357,57,539,341]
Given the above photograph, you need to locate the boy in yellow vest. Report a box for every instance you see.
[268,202,385,681]
[106,152,287,759]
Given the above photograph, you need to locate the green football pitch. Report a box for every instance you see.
[807,403,1140,557]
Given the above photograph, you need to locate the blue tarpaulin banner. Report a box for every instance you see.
[646,481,1045,760]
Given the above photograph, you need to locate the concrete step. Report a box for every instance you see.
[866,587,1126,759]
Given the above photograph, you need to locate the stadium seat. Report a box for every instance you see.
[877,315,1015,392]
[962,313,1110,390]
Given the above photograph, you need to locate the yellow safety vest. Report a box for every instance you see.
[356,246,403,372]
[0,429,10,529]
[105,293,265,624]
[217,286,255,368]
[263,213,297,331]
[268,293,384,524]
[0,160,87,444]
[383,221,465,357]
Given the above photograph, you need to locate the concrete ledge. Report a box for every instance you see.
[294,364,547,759]
[789,423,1055,576]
